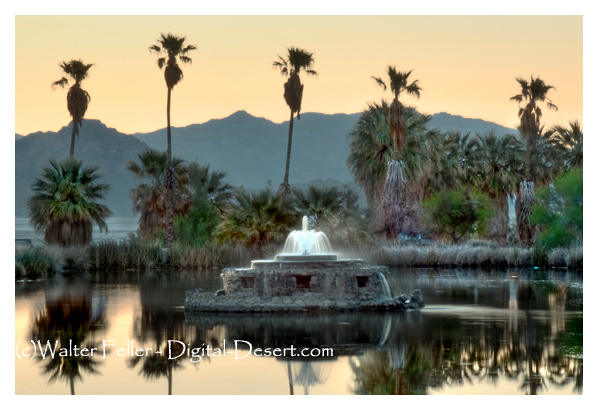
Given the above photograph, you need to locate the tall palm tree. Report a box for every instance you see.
[127,148,191,239]
[52,59,93,157]
[149,33,196,244]
[371,66,422,239]
[347,101,432,235]
[371,67,422,158]
[27,158,111,247]
[273,47,317,198]
[510,76,558,246]
[469,132,520,244]
[549,121,583,170]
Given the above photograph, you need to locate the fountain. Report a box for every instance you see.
[185,216,423,313]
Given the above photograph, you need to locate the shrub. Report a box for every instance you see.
[423,187,493,243]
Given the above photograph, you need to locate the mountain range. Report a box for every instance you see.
[15,110,517,217]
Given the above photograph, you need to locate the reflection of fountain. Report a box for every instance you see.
[185,216,424,313]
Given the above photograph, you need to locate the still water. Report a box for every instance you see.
[15,268,582,395]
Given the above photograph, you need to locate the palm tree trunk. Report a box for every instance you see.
[287,362,294,395]
[516,180,535,247]
[168,362,173,395]
[165,86,175,244]
[486,194,509,245]
[278,110,295,198]
[70,122,77,157]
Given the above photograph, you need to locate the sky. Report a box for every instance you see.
[15,14,583,136]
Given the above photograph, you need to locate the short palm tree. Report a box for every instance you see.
[218,187,295,248]
[510,75,558,246]
[371,66,422,239]
[52,59,93,157]
[469,132,520,244]
[127,148,191,239]
[27,158,111,247]
[149,33,196,244]
[292,185,343,228]
[273,47,317,198]
[187,162,234,214]
[549,121,583,170]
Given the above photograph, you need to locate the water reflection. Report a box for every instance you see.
[17,269,582,395]
[128,273,223,395]
[29,276,108,395]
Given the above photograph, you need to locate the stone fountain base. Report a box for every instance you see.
[184,258,424,314]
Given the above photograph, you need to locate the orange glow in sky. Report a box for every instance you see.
[15,15,582,135]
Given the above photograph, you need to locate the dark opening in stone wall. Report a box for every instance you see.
[356,276,370,288]
[241,277,255,289]
[293,275,312,289]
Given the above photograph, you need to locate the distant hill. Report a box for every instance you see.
[15,120,149,217]
[429,112,517,136]
[16,110,517,217]
[133,110,362,190]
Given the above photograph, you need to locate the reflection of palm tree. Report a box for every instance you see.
[129,341,185,395]
[287,360,333,395]
[30,282,107,394]
[128,276,221,395]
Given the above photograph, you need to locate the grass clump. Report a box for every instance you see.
[15,247,58,279]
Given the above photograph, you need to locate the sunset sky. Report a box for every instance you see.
[15,14,583,136]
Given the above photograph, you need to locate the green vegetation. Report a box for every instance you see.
[218,186,296,248]
[371,66,422,238]
[423,187,493,244]
[510,76,559,246]
[127,148,191,239]
[19,45,583,278]
[531,168,582,250]
[27,158,112,247]
[273,47,317,198]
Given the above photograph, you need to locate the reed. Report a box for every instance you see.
[15,246,58,279]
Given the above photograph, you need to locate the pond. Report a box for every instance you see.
[14,268,583,395]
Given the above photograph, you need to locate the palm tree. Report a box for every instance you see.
[272,47,317,198]
[127,148,191,239]
[469,132,520,244]
[426,131,476,196]
[371,67,422,158]
[187,162,234,214]
[218,186,295,248]
[510,76,558,246]
[149,33,196,244]
[27,158,111,247]
[347,101,430,236]
[371,66,422,239]
[51,59,93,157]
[549,121,583,170]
